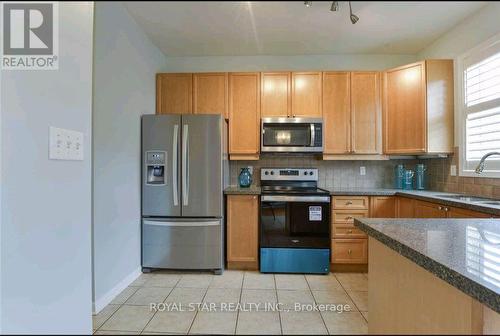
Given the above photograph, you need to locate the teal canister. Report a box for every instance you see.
[403,170,415,190]
[415,164,427,190]
[394,164,405,189]
[238,168,253,188]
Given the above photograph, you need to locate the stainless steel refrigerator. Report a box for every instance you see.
[141,114,228,274]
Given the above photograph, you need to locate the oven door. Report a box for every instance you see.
[261,118,323,153]
[260,195,330,249]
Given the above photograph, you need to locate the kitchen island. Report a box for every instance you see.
[355,218,500,334]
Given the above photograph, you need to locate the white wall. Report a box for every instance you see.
[418,2,500,146]
[164,54,416,72]
[92,2,167,312]
[0,2,94,334]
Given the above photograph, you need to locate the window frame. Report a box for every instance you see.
[458,33,500,178]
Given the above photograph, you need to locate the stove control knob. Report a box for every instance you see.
[264,171,269,175]
[309,171,314,175]
[303,171,308,175]
[270,171,274,175]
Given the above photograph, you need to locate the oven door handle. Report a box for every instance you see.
[261,195,330,203]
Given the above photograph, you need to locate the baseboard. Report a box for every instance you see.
[93,267,142,314]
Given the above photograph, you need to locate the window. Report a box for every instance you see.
[460,35,500,176]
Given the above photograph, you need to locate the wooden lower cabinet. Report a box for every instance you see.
[332,196,369,269]
[414,200,448,218]
[370,196,396,218]
[447,206,490,218]
[226,195,259,269]
[396,197,415,218]
[331,239,368,264]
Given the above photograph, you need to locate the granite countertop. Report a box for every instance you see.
[223,186,500,215]
[224,186,261,195]
[354,217,500,314]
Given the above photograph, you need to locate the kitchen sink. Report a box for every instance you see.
[476,201,500,206]
[436,194,500,205]
[442,195,491,202]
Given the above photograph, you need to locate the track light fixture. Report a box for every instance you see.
[304,1,360,24]
[349,1,359,24]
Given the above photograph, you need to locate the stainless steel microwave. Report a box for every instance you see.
[261,117,323,153]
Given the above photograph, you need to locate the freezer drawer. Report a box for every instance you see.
[142,219,222,270]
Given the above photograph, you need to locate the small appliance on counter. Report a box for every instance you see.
[259,168,330,274]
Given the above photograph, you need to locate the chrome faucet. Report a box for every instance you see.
[475,152,500,174]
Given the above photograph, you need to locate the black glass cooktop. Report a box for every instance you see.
[260,186,330,196]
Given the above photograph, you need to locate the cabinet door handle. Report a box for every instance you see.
[347,230,353,234]
[444,207,449,212]
[346,216,353,220]
[346,201,353,205]
[348,249,352,255]
[438,206,443,211]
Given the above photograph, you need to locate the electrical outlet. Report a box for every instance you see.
[360,166,366,176]
[49,126,84,161]
[450,165,457,176]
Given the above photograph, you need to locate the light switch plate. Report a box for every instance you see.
[49,127,84,161]
[360,166,366,176]
[450,165,457,176]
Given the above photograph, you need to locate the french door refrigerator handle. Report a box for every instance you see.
[182,124,189,206]
[172,124,179,206]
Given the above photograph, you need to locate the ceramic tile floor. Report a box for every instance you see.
[93,271,368,335]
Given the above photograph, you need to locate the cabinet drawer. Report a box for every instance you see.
[333,196,369,210]
[333,226,367,239]
[332,210,369,224]
[331,239,368,264]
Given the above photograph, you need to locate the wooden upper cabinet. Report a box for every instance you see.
[323,72,351,154]
[370,196,396,218]
[156,73,192,114]
[351,72,381,154]
[291,72,322,117]
[228,73,261,160]
[193,73,228,118]
[383,60,453,155]
[227,195,259,268]
[261,72,291,117]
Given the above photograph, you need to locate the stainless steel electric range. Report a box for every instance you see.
[260,168,331,274]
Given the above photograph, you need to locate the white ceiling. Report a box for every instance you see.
[124,1,486,56]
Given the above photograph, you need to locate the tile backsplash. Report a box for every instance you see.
[229,150,500,199]
[426,148,500,199]
[229,155,419,190]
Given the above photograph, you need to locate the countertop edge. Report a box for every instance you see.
[222,187,500,215]
[354,219,500,314]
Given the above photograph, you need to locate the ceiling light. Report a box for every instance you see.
[349,2,359,24]
[304,1,312,8]
[330,1,339,12]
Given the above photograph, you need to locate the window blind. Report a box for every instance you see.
[463,41,500,171]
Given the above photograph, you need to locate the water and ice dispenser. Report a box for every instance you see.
[145,151,166,185]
